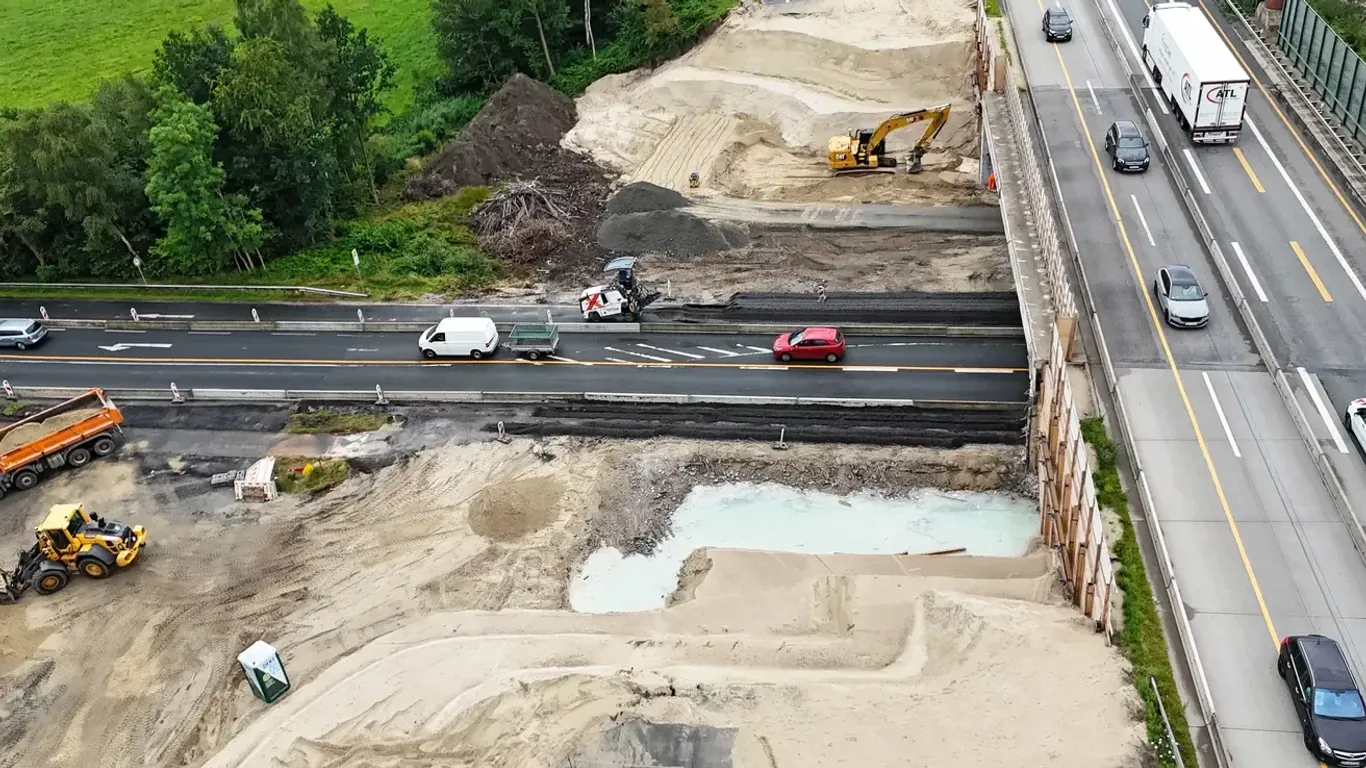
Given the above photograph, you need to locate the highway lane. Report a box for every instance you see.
[1,298,581,323]
[1009,0,1360,764]
[0,356,1029,403]
[11,329,1028,369]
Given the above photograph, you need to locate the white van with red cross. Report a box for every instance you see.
[579,256,658,321]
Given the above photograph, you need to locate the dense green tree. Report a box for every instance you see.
[316,5,395,203]
[153,26,235,104]
[432,0,571,92]
[214,37,339,249]
[145,88,264,275]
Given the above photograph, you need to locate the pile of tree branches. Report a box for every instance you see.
[471,181,574,264]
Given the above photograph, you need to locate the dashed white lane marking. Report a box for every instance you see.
[845,367,898,372]
[604,357,631,363]
[742,365,785,371]
[604,346,671,362]
[104,329,146,334]
[271,332,316,337]
[1229,242,1269,303]
[1201,372,1242,458]
[346,348,380,353]
[742,345,770,353]
[188,331,232,335]
[698,346,741,357]
[637,342,703,359]
[1298,366,1350,454]
[1182,149,1211,194]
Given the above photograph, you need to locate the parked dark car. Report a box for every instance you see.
[1279,635,1366,767]
[1042,7,1073,42]
[1104,120,1150,172]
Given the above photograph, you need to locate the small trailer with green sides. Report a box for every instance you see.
[503,324,560,360]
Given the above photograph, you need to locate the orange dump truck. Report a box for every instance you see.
[0,388,124,499]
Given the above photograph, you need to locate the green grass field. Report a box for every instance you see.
[0,0,438,112]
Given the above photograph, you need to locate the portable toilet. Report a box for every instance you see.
[238,640,291,703]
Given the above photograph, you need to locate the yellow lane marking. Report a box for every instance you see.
[0,353,1027,374]
[1036,0,1281,646]
[1291,241,1333,302]
[1191,0,1366,246]
[1233,147,1266,193]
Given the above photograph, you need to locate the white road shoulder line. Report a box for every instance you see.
[1182,149,1212,194]
[1201,372,1242,458]
[1298,366,1350,453]
[1246,116,1366,304]
[603,346,671,362]
[103,329,146,334]
[1131,194,1156,247]
[636,342,703,359]
[955,368,1018,374]
[1229,242,1269,302]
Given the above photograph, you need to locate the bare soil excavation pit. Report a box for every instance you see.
[563,0,982,203]
[0,437,1143,768]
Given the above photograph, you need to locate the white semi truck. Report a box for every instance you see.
[1141,2,1250,143]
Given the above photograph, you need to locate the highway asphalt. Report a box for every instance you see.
[1,329,1030,402]
[1009,0,1366,763]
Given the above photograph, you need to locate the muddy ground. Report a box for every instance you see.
[0,426,1025,768]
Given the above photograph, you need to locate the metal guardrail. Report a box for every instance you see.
[39,318,1026,337]
[0,282,368,297]
[2,385,1013,410]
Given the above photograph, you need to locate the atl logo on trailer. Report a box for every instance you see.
[1181,73,1236,104]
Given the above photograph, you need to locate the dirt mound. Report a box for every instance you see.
[467,476,566,542]
[605,181,690,214]
[598,210,748,256]
[407,74,578,198]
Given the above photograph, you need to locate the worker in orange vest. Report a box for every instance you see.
[986,171,998,191]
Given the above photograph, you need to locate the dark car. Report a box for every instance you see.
[1042,7,1073,42]
[772,327,846,363]
[1153,265,1210,328]
[1104,120,1150,172]
[1279,635,1366,766]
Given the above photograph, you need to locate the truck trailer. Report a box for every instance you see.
[1142,1,1249,143]
[0,388,124,499]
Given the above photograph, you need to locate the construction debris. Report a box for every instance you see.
[471,181,571,233]
[604,181,691,214]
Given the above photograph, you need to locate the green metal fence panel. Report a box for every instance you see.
[1278,0,1366,143]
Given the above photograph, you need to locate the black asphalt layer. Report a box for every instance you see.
[16,329,1027,368]
[1,330,1029,402]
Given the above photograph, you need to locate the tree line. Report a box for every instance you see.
[0,0,728,283]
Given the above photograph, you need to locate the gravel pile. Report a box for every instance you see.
[604,182,690,214]
[597,210,748,256]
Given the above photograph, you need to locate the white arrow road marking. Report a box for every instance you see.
[97,343,174,352]
[137,313,195,319]
[698,346,740,357]
[604,346,671,362]
[636,343,704,359]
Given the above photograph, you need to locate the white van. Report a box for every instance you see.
[417,317,499,359]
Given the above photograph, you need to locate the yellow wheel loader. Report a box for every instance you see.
[0,503,147,602]
[827,104,952,175]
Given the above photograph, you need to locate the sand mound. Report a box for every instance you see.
[562,0,981,201]
[605,181,690,214]
[0,409,101,453]
[467,476,565,542]
[200,577,1141,768]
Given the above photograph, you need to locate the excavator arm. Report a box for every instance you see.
[828,104,953,173]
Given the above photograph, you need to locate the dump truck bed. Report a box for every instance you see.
[0,389,123,473]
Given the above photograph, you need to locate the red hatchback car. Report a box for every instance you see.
[773,327,846,363]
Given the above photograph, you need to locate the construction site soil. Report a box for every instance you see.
[0,425,1143,768]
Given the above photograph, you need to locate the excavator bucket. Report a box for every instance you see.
[0,571,22,604]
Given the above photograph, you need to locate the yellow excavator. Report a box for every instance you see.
[827,104,952,174]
